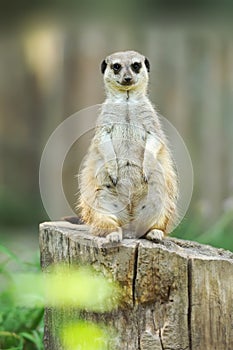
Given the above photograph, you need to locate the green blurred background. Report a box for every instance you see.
[0,0,233,253]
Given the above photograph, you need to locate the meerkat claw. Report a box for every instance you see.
[109,175,118,186]
[142,168,150,183]
[143,173,148,183]
[145,229,164,242]
[106,228,122,243]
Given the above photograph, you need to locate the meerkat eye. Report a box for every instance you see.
[111,63,122,73]
[131,62,142,73]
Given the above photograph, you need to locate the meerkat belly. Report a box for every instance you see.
[117,164,146,195]
[111,123,146,168]
[112,124,147,207]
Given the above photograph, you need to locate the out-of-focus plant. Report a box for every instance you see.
[10,265,120,312]
[1,244,120,350]
[173,209,233,252]
[45,265,120,311]
[0,244,44,350]
[12,265,120,349]
[61,321,113,350]
[196,209,233,250]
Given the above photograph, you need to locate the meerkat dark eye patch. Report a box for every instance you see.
[131,62,142,73]
[111,63,122,74]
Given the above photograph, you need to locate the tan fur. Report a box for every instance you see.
[77,50,178,242]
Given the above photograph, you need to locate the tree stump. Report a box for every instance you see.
[39,221,233,350]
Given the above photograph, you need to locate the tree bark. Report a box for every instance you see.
[39,221,233,350]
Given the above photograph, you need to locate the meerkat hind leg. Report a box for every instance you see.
[145,229,164,242]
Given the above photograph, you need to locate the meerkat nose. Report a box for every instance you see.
[124,77,132,83]
[122,76,133,86]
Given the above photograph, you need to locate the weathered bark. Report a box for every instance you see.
[39,221,233,350]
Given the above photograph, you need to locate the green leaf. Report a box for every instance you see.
[0,330,23,349]
[21,332,36,343]
[20,330,43,350]
[0,307,43,333]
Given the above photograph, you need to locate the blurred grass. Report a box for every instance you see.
[0,240,120,350]
[173,210,233,252]
[0,244,43,350]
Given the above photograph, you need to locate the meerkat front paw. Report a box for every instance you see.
[106,227,123,243]
[145,229,164,242]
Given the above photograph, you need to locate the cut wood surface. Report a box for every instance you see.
[39,221,233,350]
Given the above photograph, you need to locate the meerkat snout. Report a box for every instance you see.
[122,75,133,86]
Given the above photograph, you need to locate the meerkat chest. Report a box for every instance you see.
[100,97,152,131]
[98,99,153,166]
[106,101,146,140]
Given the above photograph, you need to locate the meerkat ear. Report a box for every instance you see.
[101,60,107,74]
[144,58,150,72]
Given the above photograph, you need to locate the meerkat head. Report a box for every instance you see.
[101,50,150,97]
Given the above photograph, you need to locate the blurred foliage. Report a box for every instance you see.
[10,265,120,312]
[45,265,120,311]
[1,0,233,17]
[173,209,233,252]
[61,321,112,350]
[0,243,120,349]
[0,244,44,350]
[0,0,233,27]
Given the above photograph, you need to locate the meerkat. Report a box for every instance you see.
[77,50,178,243]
